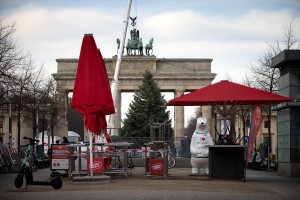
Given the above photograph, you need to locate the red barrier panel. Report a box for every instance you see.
[87,157,104,174]
[150,158,164,176]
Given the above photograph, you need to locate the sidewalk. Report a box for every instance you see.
[1,166,300,200]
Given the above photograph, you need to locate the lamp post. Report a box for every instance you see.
[7,88,12,147]
[9,101,12,147]
[47,121,50,149]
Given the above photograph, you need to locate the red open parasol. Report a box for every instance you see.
[71,34,115,176]
[167,80,293,177]
[166,80,293,136]
[167,80,293,107]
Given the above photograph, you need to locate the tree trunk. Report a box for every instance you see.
[242,115,246,145]
[32,111,36,139]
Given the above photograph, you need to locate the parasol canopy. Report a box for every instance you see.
[166,80,293,107]
[71,34,115,135]
[167,80,293,139]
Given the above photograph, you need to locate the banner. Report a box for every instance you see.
[246,106,262,167]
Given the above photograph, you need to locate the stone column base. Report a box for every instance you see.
[278,163,300,177]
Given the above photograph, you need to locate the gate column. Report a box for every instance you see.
[111,89,121,136]
[174,90,184,149]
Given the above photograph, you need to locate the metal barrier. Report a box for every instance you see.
[114,137,191,158]
[0,142,21,173]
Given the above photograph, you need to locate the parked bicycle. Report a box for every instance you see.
[14,137,62,189]
[167,152,176,169]
[152,151,176,169]
[116,154,135,169]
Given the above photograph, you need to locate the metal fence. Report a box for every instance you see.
[0,142,21,173]
[110,136,191,158]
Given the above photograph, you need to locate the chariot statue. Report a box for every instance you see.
[116,16,154,56]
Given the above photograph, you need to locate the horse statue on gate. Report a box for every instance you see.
[116,38,120,54]
[126,39,131,55]
[145,38,154,56]
[138,38,143,56]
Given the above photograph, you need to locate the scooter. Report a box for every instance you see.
[14,137,62,189]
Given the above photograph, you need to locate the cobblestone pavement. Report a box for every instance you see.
[1,165,300,200]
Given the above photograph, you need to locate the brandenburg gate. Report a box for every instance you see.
[52,55,216,140]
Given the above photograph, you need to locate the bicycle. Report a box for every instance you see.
[153,151,176,169]
[116,153,135,169]
[14,137,62,189]
[167,152,176,169]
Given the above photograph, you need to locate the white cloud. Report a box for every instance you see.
[142,9,298,42]
[3,1,300,128]
[7,5,124,74]
[5,4,300,81]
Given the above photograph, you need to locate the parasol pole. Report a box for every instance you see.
[88,130,93,177]
[108,0,132,134]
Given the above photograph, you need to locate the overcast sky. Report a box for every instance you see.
[1,0,300,126]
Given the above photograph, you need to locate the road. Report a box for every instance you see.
[1,159,300,200]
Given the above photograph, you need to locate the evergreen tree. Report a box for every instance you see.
[121,70,173,138]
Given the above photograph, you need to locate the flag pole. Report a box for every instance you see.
[108,0,132,135]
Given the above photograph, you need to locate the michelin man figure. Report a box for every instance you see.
[190,117,214,175]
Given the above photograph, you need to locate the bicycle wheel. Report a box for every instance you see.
[31,163,37,172]
[51,177,63,189]
[168,156,176,169]
[15,174,23,188]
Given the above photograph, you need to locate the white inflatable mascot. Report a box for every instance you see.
[190,117,214,175]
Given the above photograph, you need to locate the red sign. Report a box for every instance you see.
[246,106,263,167]
[87,157,104,174]
[150,159,164,176]
[51,144,69,170]
[52,145,69,159]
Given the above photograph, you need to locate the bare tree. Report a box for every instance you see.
[45,78,66,143]
[22,65,45,140]
[10,58,34,154]
[282,20,299,50]
[248,20,299,167]
[0,14,28,112]
[37,76,57,150]
[0,15,27,86]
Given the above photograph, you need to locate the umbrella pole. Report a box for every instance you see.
[100,129,103,143]
[89,130,93,177]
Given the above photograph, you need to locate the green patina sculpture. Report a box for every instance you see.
[116,38,120,54]
[116,16,153,56]
[145,38,154,56]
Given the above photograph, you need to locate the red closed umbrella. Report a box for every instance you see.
[71,34,115,176]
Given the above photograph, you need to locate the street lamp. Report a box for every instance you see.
[7,88,12,147]
[9,100,12,146]
[47,123,50,149]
